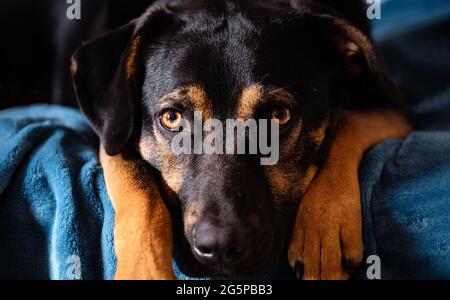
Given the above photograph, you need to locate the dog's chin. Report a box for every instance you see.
[173,239,283,279]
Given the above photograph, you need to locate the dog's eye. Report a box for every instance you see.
[160,110,183,131]
[271,107,291,126]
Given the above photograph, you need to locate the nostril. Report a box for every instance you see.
[226,246,243,257]
[197,246,212,256]
[225,247,245,263]
[193,241,215,259]
[192,221,249,265]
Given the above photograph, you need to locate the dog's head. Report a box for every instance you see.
[72,0,398,278]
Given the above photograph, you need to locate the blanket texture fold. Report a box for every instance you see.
[0,106,116,279]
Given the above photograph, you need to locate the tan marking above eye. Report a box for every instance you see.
[236,84,296,119]
[271,107,291,126]
[185,85,213,120]
[157,84,213,120]
[236,85,264,119]
[160,110,182,130]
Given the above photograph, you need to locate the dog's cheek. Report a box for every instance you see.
[263,134,317,203]
[309,120,329,148]
[264,165,318,205]
[264,166,295,202]
[138,135,189,195]
[285,120,330,197]
[264,139,324,205]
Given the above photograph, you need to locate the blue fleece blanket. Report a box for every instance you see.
[360,0,450,279]
[0,106,116,279]
[1,1,450,280]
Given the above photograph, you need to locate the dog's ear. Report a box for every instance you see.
[290,0,370,33]
[319,17,402,109]
[71,8,175,155]
[71,22,139,156]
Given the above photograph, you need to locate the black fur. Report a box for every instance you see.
[71,0,403,278]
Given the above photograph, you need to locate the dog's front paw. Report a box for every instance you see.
[288,158,363,280]
[288,110,412,280]
[288,188,363,280]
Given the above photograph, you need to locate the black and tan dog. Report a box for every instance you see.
[71,0,411,279]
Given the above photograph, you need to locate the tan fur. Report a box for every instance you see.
[126,36,143,81]
[300,165,319,194]
[288,110,412,280]
[282,121,302,155]
[70,61,78,78]
[265,167,292,198]
[139,134,186,194]
[100,147,175,280]
[236,85,264,119]
[186,85,214,120]
[309,120,329,147]
[236,84,296,119]
[157,85,213,120]
[265,163,318,205]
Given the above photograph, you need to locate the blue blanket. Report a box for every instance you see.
[0,106,116,279]
[1,1,450,280]
[358,0,450,279]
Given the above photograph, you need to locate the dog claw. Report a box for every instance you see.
[295,261,304,280]
[342,258,360,276]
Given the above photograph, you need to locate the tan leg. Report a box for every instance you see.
[100,147,175,280]
[288,110,412,280]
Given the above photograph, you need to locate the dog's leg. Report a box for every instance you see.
[100,147,175,280]
[288,110,412,280]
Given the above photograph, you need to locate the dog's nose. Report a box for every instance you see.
[192,221,248,265]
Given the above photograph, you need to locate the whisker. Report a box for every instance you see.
[263,84,296,97]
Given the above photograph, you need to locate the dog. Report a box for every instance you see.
[69,0,413,279]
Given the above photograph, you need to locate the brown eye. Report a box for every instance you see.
[271,107,291,126]
[160,110,182,131]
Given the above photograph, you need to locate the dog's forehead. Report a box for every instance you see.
[140,1,322,116]
[141,15,259,106]
[168,0,292,19]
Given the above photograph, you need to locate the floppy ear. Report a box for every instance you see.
[319,16,403,110]
[71,7,176,155]
[71,22,140,155]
